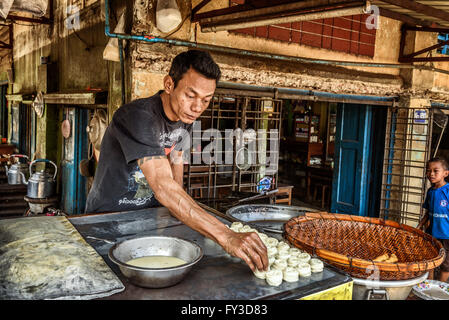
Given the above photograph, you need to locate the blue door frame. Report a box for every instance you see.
[331,103,372,216]
[61,107,88,214]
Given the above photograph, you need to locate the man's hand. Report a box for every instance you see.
[222,230,269,272]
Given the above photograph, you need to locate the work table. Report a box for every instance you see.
[69,206,352,300]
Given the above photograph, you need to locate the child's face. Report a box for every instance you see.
[426,161,449,185]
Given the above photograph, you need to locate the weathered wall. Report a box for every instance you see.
[129,0,410,101]
[8,0,114,159]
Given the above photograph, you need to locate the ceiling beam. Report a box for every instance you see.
[198,0,367,32]
[378,7,440,27]
[193,0,360,22]
[379,0,449,23]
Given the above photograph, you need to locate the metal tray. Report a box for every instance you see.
[412,280,449,300]
[226,204,319,234]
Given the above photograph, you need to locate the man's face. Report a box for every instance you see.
[167,67,216,124]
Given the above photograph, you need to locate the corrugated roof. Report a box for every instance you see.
[373,0,449,27]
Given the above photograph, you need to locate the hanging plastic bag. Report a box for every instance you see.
[103,11,126,62]
[0,0,14,19]
[156,0,182,33]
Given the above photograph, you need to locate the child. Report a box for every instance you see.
[418,157,449,282]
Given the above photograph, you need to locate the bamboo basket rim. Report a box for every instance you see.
[283,212,446,274]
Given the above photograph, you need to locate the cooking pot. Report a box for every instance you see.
[20,159,58,199]
[4,154,29,185]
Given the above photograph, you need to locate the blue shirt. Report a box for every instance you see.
[423,183,449,239]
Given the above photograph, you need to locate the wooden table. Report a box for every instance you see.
[306,165,333,208]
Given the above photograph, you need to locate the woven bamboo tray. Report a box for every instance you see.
[284,212,446,281]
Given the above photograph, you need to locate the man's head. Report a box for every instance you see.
[163,50,221,124]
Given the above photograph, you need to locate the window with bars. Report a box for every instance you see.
[229,0,376,57]
[185,92,282,200]
[380,106,432,226]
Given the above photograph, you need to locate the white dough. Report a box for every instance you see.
[267,246,278,257]
[275,251,290,261]
[297,252,311,264]
[258,233,268,241]
[277,247,290,256]
[272,259,288,271]
[297,263,312,277]
[268,256,276,265]
[277,241,290,251]
[253,267,269,279]
[283,267,299,282]
[289,247,302,256]
[240,225,253,233]
[309,258,324,273]
[266,269,283,286]
[265,237,279,247]
[287,256,300,267]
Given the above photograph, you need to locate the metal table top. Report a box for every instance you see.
[69,206,352,300]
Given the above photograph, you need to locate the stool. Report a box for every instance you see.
[312,183,330,209]
[274,185,293,206]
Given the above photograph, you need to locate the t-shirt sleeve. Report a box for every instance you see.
[111,106,166,164]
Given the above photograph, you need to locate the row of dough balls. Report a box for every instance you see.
[229,222,324,286]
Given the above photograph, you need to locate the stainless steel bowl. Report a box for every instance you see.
[108,236,203,288]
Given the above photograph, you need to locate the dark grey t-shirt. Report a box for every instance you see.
[85,91,192,213]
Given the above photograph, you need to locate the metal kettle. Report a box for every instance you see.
[4,154,29,185]
[20,159,58,199]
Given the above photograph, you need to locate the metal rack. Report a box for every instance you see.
[379,106,432,226]
[185,92,282,200]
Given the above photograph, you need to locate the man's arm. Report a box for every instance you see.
[169,150,184,188]
[138,155,268,271]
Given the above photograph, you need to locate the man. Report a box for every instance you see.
[85,50,268,272]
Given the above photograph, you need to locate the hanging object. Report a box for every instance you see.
[156,0,182,34]
[61,109,71,139]
[103,11,126,62]
[0,0,48,19]
[87,109,107,151]
[32,92,45,118]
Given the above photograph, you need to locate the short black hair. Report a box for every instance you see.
[169,50,221,88]
[427,157,449,170]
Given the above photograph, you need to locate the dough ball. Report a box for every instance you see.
[289,247,302,256]
[309,258,324,273]
[275,252,289,262]
[297,263,312,277]
[266,270,283,286]
[258,233,269,241]
[272,259,288,271]
[267,246,278,257]
[298,252,311,264]
[240,225,253,233]
[253,267,269,280]
[287,256,300,267]
[283,267,299,282]
[277,241,290,251]
[230,222,243,232]
[268,256,276,266]
[265,237,279,247]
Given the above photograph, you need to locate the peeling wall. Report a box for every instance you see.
[129,0,447,102]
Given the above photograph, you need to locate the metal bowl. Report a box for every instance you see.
[108,236,203,288]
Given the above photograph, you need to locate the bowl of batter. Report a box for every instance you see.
[108,236,203,288]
